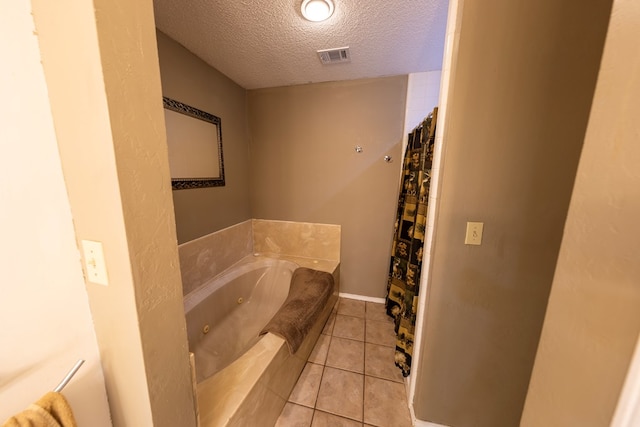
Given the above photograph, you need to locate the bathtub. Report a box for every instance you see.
[184,256,298,382]
[185,254,339,427]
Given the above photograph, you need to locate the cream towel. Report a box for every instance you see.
[2,392,77,427]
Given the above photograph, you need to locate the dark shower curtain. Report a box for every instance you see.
[385,107,438,377]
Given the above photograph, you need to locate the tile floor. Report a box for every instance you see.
[275,298,413,427]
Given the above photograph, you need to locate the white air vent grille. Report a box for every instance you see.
[317,47,351,65]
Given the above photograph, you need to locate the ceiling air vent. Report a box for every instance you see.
[317,47,351,65]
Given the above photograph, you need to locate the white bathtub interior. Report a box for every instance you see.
[184,255,298,382]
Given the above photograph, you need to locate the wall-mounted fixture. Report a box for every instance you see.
[301,0,334,22]
[162,97,225,190]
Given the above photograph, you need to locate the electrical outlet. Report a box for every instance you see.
[465,222,484,245]
[81,240,109,285]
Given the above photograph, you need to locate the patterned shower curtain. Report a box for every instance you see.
[386,107,438,377]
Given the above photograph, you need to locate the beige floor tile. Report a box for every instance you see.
[289,362,324,408]
[363,376,412,427]
[316,367,364,422]
[365,319,397,347]
[337,298,366,318]
[365,302,394,323]
[312,410,363,427]
[276,402,314,427]
[333,315,365,341]
[326,336,364,374]
[322,312,336,335]
[364,343,404,383]
[308,334,331,365]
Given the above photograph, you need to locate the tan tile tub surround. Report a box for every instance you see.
[252,219,341,262]
[178,219,341,427]
[178,219,341,296]
[178,220,253,296]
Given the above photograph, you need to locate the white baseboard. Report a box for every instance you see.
[413,419,450,427]
[338,292,386,304]
[404,374,411,398]
[410,397,450,427]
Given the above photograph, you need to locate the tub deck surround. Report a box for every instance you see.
[178,219,341,427]
[197,298,338,427]
[195,274,339,427]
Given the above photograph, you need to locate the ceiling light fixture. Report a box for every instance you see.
[301,0,335,22]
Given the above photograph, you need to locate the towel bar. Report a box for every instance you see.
[54,359,84,392]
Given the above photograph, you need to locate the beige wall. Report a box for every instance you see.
[33,1,196,426]
[521,0,640,424]
[247,77,407,297]
[0,3,111,424]
[413,0,612,425]
[156,31,252,244]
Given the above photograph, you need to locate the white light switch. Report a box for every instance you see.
[81,240,109,285]
[465,222,484,245]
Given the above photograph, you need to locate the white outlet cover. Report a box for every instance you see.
[465,222,484,245]
[81,240,109,286]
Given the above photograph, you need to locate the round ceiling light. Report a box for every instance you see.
[301,0,335,22]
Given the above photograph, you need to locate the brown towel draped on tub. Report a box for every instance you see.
[3,392,78,427]
[261,267,334,353]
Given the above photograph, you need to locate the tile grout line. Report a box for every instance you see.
[310,307,337,425]
[363,316,367,425]
[363,300,369,425]
[315,333,331,411]
[336,299,364,424]
[310,331,331,420]
[288,305,337,421]
[282,299,405,426]
[328,299,364,424]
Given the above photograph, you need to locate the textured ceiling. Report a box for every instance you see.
[153,0,449,89]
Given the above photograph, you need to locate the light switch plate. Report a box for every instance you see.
[465,222,484,245]
[81,240,109,285]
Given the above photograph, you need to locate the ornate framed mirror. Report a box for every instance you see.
[163,96,225,189]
